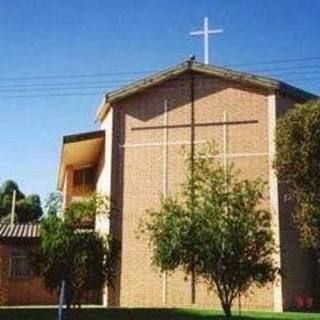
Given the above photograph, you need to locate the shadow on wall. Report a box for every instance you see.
[123,72,266,123]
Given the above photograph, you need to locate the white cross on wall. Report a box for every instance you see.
[189,17,223,64]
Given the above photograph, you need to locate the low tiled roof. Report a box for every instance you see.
[0,224,40,239]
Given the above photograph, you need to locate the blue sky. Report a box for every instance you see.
[0,0,320,203]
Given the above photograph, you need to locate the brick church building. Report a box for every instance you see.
[57,58,317,311]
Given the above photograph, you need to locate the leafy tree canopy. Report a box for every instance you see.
[36,194,119,310]
[142,149,278,318]
[44,192,63,217]
[0,180,43,223]
[275,100,320,250]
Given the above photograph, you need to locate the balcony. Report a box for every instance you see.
[61,166,97,228]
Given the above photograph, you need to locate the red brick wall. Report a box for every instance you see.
[0,243,57,306]
[0,245,9,305]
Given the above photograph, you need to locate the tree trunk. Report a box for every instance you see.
[222,302,232,318]
[191,263,196,304]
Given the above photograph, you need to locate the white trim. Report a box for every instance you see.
[121,141,269,160]
[163,100,169,196]
[197,152,269,159]
[98,108,114,307]
[268,93,283,312]
[120,140,207,148]
[162,99,168,305]
[223,111,228,173]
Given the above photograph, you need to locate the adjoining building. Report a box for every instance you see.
[60,59,318,310]
[0,223,56,305]
[0,222,102,306]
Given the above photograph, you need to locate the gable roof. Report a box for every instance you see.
[96,59,318,122]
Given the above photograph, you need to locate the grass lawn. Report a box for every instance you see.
[0,308,319,320]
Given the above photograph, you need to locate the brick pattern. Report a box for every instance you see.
[108,72,280,309]
[0,243,57,306]
[0,245,9,305]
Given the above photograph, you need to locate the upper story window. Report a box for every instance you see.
[73,166,95,196]
[9,249,33,279]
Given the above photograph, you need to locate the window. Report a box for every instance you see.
[73,166,95,195]
[9,250,33,279]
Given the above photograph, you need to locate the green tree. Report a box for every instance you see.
[64,193,109,228]
[275,100,320,305]
[16,194,43,223]
[37,194,119,311]
[0,180,43,222]
[44,192,63,216]
[275,100,320,250]
[1,180,24,199]
[142,151,277,318]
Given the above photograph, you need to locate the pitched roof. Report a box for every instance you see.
[0,224,40,239]
[96,59,318,121]
[63,130,105,144]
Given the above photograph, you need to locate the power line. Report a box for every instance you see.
[0,76,318,98]
[225,56,320,68]
[0,85,120,93]
[0,79,136,89]
[0,70,320,93]
[0,56,319,98]
[0,67,319,92]
[265,70,320,77]
[0,64,317,85]
[285,77,320,82]
[0,55,320,83]
[0,70,155,82]
[248,64,320,74]
[0,92,104,99]
[1,81,319,98]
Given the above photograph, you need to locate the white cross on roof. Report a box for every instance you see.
[189,17,223,64]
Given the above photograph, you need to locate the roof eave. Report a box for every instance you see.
[275,82,318,101]
[192,62,278,90]
[96,94,108,123]
[192,62,318,101]
[57,130,105,190]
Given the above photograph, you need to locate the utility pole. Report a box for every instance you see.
[189,17,223,64]
[58,280,65,320]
